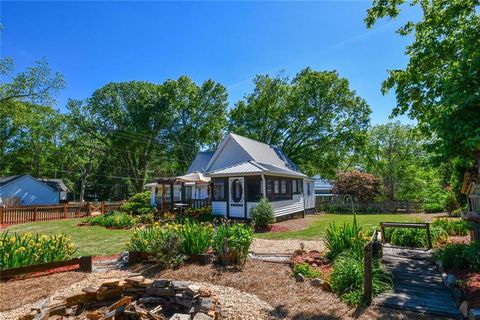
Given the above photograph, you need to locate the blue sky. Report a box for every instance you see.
[1,1,419,125]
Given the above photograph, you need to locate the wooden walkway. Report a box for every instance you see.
[374,245,461,318]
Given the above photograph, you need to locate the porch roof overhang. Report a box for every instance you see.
[206,161,308,179]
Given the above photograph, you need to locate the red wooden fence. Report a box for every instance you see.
[0,201,124,225]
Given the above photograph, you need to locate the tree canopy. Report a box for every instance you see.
[366,0,480,170]
[228,68,371,177]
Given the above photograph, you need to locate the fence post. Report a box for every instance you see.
[79,256,93,272]
[380,223,386,244]
[101,201,105,214]
[426,223,432,249]
[0,207,3,225]
[86,202,91,216]
[363,242,373,305]
[33,207,37,222]
[63,203,68,219]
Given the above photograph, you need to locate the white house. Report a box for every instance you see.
[193,133,315,220]
[0,175,69,206]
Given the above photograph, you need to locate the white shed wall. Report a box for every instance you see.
[303,180,316,210]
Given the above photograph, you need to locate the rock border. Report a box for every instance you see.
[436,260,480,320]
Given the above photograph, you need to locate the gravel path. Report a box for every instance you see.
[251,238,324,254]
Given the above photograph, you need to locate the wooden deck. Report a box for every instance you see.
[374,245,461,319]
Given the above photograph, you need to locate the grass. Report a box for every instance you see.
[5,219,131,257]
[255,213,420,240]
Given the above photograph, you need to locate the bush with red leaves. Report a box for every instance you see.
[333,170,380,201]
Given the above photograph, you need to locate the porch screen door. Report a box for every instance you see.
[229,177,245,218]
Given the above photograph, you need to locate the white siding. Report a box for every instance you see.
[0,176,59,205]
[303,180,315,210]
[246,201,260,218]
[208,137,253,171]
[271,194,304,217]
[212,201,227,216]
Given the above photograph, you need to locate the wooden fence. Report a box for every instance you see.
[316,198,425,214]
[187,199,211,209]
[0,201,124,225]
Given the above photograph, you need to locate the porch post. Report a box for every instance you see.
[261,174,267,198]
[150,185,156,207]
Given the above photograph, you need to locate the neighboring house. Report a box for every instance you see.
[314,176,334,199]
[191,133,315,220]
[0,175,69,206]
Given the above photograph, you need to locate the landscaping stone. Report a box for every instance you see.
[310,278,323,287]
[82,287,99,295]
[186,284,201,297]
[138,296,167,304]
[170,313,191,320]
[444,274,456,288]
[193,313,212,320]
[460,301,470,318]
[125,276,145,286]
[172,281,191,291]
[295,273,305,282]
[146,287,175,297]
[153,279,172,288]
[102,279,120,287]
[196,298,213,313]
[64,292,94,307]
[470,309,480,320]
[96,288,123,301]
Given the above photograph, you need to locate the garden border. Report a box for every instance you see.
[0,256,93,279]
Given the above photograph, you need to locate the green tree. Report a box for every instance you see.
[365,0,480,172]
[229,68,371,177]
[163,76,228,173]
[359,122,447,201]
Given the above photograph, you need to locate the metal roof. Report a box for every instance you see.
[186,151,215,174]
[0,175,24,187]
[207,161,307,178]
[38,178,69,192]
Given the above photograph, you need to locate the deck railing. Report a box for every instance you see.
[363,229,381,305]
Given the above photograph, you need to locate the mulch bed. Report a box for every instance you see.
[456,271,480,309]
[291,250,333,280]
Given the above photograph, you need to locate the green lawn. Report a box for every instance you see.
[255,213,421,240]
[4,219,131,257]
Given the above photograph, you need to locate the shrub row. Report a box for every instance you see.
[126,219,254,267]
[433,241,480,272]
[86,211,137,229]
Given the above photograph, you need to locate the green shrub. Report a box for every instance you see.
[150,225,185,268]
[384,226,447,248]
[87,211,136,229]
[329,250,391,306]
[126,224,164,252]
[0,231,76,269]
[250,198,275,228]
[213,221,254,265]
[120,191,154,215]
[433,241,480,271]
[423,203,445,213]
[450,209,462,217]
[324,215,365,260]
[179,206,214,222]
[292,263,322,279]
[180,219,214,255]
[431,218,470,236]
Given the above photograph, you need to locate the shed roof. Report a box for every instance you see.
[0,175,25,187]
[38,178,69,192]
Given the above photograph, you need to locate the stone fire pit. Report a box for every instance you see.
[20,276,221,320]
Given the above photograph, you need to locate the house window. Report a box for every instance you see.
[213,178,227,201]
[274,180,279,194]
[281,180,287,194]
[293,180,297,193]
[307,182,311,196]
[246,176,262,202]
[265,176,293,201]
